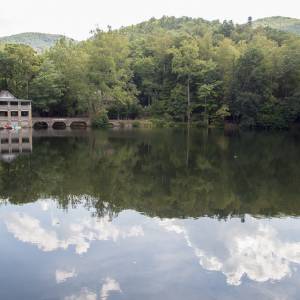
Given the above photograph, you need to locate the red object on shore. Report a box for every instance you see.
[4,123,12,129]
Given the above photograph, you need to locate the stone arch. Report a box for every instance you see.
[52,121,67,129]
[33,121,49,129]
[70,121,88,129]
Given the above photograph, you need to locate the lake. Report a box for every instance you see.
[0,128,300,300]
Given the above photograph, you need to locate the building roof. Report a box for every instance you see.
[0,90,31,102]
[0,90,16,99]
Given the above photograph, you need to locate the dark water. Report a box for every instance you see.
[1,128,300,300]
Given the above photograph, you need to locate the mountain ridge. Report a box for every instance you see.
[0,16,300,52]
[0,32,72,52]
[253,16,300,35]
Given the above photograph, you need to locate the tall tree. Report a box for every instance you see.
[171,39,201,122]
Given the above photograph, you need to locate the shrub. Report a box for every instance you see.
[150,118,176,128]
[92,109,109,128]
[132,120,140,128]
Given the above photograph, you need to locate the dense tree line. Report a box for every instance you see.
[1,16,300,128]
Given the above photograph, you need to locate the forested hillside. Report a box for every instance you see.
[0,32,70,52]
[0,16,300,128]
[253,16,300,35]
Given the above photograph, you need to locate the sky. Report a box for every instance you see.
[0,0,299,40]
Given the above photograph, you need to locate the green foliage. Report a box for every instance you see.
[150,118,175,128]
[0,16,300,129]
[214,104,231,126]
[91,109,109,128]
[30,59,65,115]
[230,47,273,127]
[0,44,40,98]
[132,120,141,128]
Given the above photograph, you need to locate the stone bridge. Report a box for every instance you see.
[32,117,91,129]
[32,118,143,129]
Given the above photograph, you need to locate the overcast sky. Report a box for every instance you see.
[1,0,299,40]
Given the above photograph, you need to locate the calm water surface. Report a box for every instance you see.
[1,128,300,300]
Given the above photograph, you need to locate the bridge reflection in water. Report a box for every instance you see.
[0,129,32,163]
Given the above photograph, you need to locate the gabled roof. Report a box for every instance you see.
[0,90,16,99]
[0,90,31,102]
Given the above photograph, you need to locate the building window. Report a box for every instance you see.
[21,111,29,117]
[22,138,30,143]
[21,102,30,106]
[0,101,8,106]
[11,111,18,117]
[10,101,18,106]
[1,138,8,144]
[12,138,19,144]
[0,111,8,117]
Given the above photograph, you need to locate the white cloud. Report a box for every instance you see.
[56,269,77,284]
[39,200,50,211]
[158,217,300,286]
[4,212,63,252]
[64,278,121,300]
[52,217,61,227]
[4,212,144,255]
[159,219,186,235]
[65,288,97,300]
[100,277,122,300]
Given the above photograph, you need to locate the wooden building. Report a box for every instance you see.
[0,90,32,128]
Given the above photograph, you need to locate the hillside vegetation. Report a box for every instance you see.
[0,16,300,129]
[253,16,300,35]
[0,32,69,51]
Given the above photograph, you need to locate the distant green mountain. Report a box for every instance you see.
[0,32,71,51]
[253,16,300,35]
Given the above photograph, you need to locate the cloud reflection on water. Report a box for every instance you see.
[100,277,122,300]
[65,288,97,300]
[56,269,78,284]
[158,217,300,285]
[64,278,121,300]
[4,209,144,254]
[3,200,300,287]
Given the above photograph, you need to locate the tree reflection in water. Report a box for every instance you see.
[0,128,299,219]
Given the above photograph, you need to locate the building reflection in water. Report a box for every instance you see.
[0,129,32,163]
